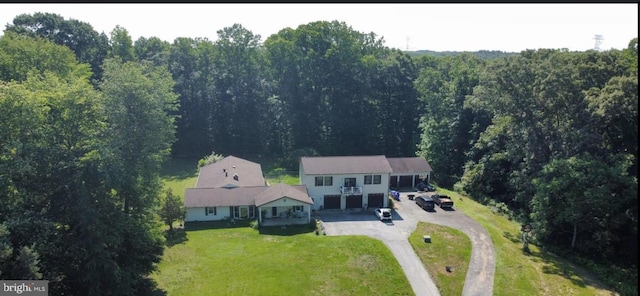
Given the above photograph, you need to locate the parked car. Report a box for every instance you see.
[374,208,393,221]
[416,182,435,192]
[432,194,454,209]
[415,195,435,211]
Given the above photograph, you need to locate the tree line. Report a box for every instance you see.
[1,12,637,295]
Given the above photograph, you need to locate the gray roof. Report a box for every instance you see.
[300,155,393,175]
[184,186,265,207]
[195,155,265,188]
[387,157,433,173]
[184,184,312,208]
[255,183,313,206]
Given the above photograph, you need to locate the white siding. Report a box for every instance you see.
[185,206,232,222]
[301,173,391,210]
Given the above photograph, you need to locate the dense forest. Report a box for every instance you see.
[0,12,637,295]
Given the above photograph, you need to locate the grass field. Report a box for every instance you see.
[156,158,620,296]
[151,221,413,296]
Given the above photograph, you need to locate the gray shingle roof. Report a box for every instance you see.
[300,155,393,175]
[184,186,265,207]
[195,155,265,188]
[184,184,312,208]
[255,183,313,206]
[387,157,433,173]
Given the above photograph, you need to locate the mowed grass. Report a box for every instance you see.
[161,158,198,200]
[409,223,471,296]
[430,188,618,296]
[151,221,413,296]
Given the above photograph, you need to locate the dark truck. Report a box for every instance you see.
[432,193,454,209]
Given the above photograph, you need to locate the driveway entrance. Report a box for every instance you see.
[314,191,495,296]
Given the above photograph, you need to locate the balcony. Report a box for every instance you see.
[340,186,362,195]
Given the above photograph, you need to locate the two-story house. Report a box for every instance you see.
[299,155,432,211]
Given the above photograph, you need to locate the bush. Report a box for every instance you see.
[198,151,224,168]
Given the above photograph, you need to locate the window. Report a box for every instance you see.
[344,177,356,187]
[208,207,216,215]
[364,175,382,185]
[293,205,303,212]
[315,176,333,186]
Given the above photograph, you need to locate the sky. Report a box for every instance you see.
[0,3,637,52]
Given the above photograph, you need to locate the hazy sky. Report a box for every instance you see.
[0,3,637,52]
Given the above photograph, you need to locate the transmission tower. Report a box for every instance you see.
[406,37,410,51]
[593,35,604,51]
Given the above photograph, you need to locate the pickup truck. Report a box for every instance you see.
[432,194,454,209]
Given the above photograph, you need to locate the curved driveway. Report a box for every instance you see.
[317,192,495,296]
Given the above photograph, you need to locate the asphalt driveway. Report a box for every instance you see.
[316,192,495,296]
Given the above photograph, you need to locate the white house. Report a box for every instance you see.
[184,156,314,225]
[299,155,432,211]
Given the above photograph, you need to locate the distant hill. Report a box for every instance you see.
[405,50,518,59]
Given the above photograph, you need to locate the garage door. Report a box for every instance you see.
[323,195,341,209]
[345,195,363,209]
[367,193,384,208]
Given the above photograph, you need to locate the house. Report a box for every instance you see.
[299,155,432,211]
[184,156,314,225]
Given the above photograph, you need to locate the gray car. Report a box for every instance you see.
[415,195,435,211]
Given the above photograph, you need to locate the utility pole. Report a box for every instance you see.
[593,34,604,51]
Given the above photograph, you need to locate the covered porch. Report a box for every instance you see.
[255,183,314,226]
[260,214,311,226]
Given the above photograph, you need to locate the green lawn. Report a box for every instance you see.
[430,188,618,296]
[161,157,198,200]
[151,222,413,296]
[409,223,471,296]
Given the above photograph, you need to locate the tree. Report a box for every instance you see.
[108,25,135,62]
[96,58,178,294]
[211,24,269,156]
[134,36,170,66]
[5,12,110,83]
[198,151,225,168]
[531,154,636,259]
[415,54,486,187]
[168,37,217,158]
[159,189,186,230]
[0,31,92,83]
[99,58,179,214]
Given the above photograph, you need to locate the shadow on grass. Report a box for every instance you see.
[161,157,199,180]
[138,277,167,296]
[258,224,316,236]
[503,231,522,244]
[164,228,187,247]
[498,225,616,292]
[185,220,252,231]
